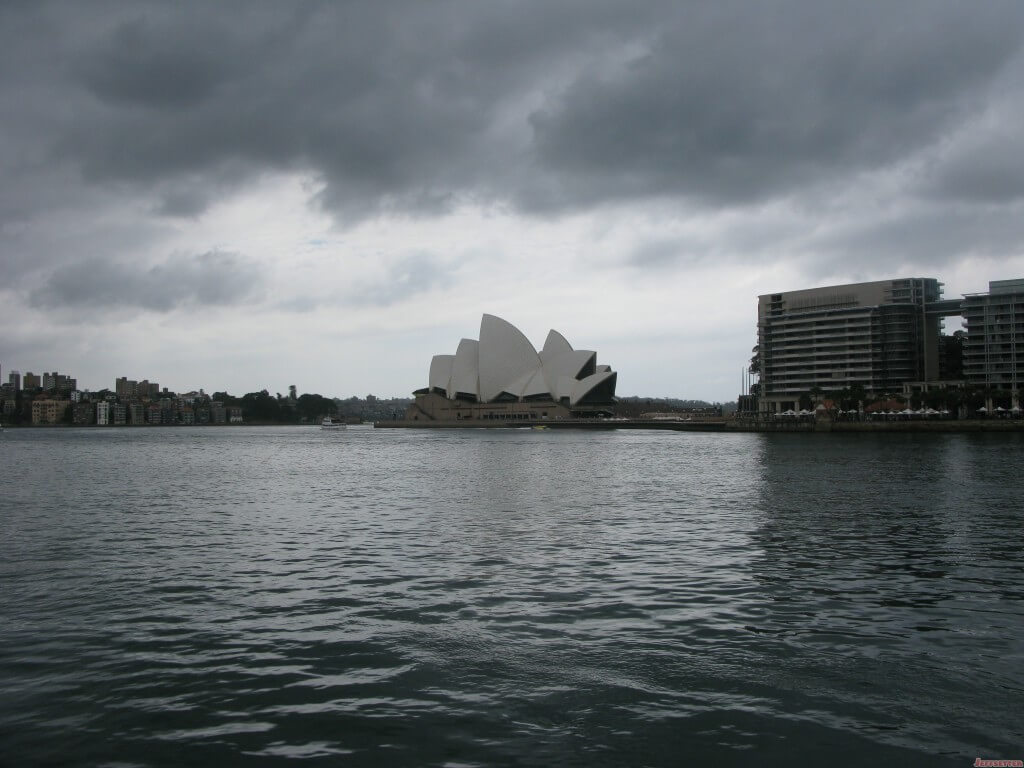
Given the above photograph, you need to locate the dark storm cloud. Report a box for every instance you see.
[154,187,211,218]
[29,251,264,311]
[2,1,1024,230]
[924,122,1024,204]
[527,3,1024,209]
[78,16,233,109]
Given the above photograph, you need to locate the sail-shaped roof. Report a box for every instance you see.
[478,314,542,403]
[449,339,480,400]
[423,315,616,406]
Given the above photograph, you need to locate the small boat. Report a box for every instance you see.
[320,417,346,430]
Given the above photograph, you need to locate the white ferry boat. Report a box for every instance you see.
[321,417,346,430]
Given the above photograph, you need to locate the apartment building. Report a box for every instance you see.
[755,278,954,414]
[962,279,1024,395]
[31,399,67,424]
[73,402,96,425]
[115,377,138,399]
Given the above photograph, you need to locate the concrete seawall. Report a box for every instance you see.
[727,419,1024,433]
[373,419,727,431]
[373,418,1024,433]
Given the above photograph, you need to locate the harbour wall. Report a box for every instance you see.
[375,418,1024,433]
[726,418,1024,433]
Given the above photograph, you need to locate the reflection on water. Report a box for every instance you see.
[750,433,1024,759]
[0,427,1021,767]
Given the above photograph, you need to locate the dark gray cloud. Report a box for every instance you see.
[4,0,1020,227]
[527,3,1024,209]
[1,0,1023,297]
[78,16,234,109]
[29,251,264,311]
[924,120,1024,203]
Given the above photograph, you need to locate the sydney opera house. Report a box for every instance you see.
[407,314,617,422]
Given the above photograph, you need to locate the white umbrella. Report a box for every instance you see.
[977,406,988,413]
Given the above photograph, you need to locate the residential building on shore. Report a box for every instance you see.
[31,399,67,425]
[753,277,1023,414]
[72,402,95,425]
[755,278,958,414]
[963,279,1024,394]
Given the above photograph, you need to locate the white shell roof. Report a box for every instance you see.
[478,314,541,403]
[449,339,479,399]
[425,315,616,405]
[429,354,454,392]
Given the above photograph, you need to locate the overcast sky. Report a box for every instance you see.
[3,1,1024,401]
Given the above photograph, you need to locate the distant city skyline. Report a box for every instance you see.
[3,2,1024,400]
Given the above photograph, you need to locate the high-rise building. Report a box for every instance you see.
[23,372,41,390]
[116,377,138,399]
[755,278,960,414]
[962,279,1024,394]
[8,371,20,391]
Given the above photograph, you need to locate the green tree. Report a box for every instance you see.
[212,391,240,406]
[296,393,338,423]
[241,390,282,422]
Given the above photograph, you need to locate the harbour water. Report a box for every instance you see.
[1,426,1022,767]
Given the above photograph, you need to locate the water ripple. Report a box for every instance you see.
[1,427,1022,766]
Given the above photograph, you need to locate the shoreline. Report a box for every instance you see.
[727,418,1024,433]
[373,417,1024,433]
